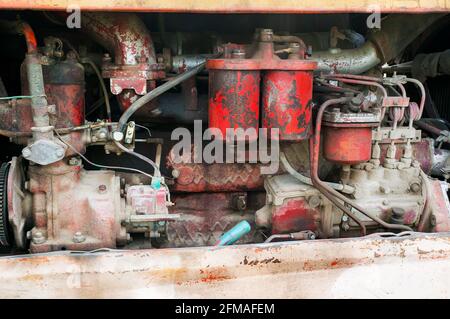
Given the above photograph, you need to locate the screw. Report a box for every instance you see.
[97,130,107,140]
[308,195,321,209]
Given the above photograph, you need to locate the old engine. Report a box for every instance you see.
[0,12,449,254]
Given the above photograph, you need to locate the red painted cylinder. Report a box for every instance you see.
[43,55,85,128]
[322,123,374,165]
[262,70,313,141]
[207,56,261,142]
[208,69,260,142]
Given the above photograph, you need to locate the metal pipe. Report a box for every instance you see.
[80,12,156,66]
[312,43,381,74]
[25,53,50,129]
[265,230,315,243]
[79,12,157,110]
[405,78,426,119]
[280,152,355,194]
[0,20,37,53]
[415,120,443,136]
[114,141,161,177]
[324,75,388,123]
[312,14,446,74]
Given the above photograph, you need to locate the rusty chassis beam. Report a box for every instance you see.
[0,0,449,13]
[2,232,450,298]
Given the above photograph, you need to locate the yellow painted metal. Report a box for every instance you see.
[2,233,450,298]
[0,0,448,13]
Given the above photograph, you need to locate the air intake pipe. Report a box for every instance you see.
[80,12,164,110]
[312,13,446,74]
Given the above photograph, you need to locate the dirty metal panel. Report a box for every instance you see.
[2,232,450,298]
[0,0,449,12]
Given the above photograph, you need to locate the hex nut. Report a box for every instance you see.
[73,231,86,243]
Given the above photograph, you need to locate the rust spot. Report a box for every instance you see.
[242,257,282,266]
[200,273,231,282]
[20,274,44,282]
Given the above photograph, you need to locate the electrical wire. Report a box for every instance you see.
[114,141,161,177]
[81,58,112,121]
[54,130,154,179]
[135,123,152,138]
[0,95,45,100]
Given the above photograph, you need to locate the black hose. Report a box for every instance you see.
[117,62,206,131]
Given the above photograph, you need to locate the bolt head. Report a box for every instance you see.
[32,231,46,244]
[308,195,321,208]
[98,132,107,139]
[113,131,124,142]
[73,231,86,243]
[171,169,180,178]
[410,182,421,193]
[56,148,65,157]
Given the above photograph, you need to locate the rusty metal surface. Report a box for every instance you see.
[28,161,127,253]
[166,192,265,247]
[2,232,450,298]
[262,70,314,141]
[208,69,260,141]
[167,146,265,192]
[0,0,449,13]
